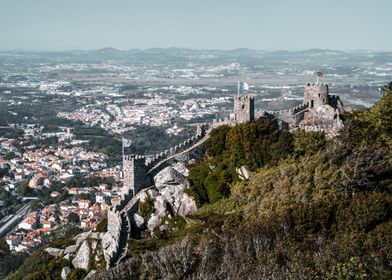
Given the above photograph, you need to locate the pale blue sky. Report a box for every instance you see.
[0,0,391,51]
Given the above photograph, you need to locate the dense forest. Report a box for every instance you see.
[2,83,391,279]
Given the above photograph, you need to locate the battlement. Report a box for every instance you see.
[305,82,329,88]
[235,96,254,101]
[144,124,208,172]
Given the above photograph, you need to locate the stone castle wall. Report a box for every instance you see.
[269,103,309,125]
[304,83,329,108]
[123,155,146,196]
[103,124,212,269]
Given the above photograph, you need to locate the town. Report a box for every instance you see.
[0,128,122,251]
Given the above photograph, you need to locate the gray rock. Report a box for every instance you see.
[172,161,189,177]
[136,190,148,202]
[145,166,198,231]
[76,237,87,247]
[154,167,188,191]
[91,240,98,251]
[84,269,97,279]
[147,213,161,231]
[236,165,252,180]
[177,193,197,216]
[64,245,77,255]
[153,195,169,217]
[61,266,71,280]
[90,232,103,239]
[133,213,146,228]
[159,224,170,233]
[64,253,71,260]
[72,240,90,270]
[44,247,63,258]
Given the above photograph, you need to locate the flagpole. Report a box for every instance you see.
[237,80,240,97]
[122,137,124,158]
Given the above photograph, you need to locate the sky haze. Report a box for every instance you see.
[0,0,391,51]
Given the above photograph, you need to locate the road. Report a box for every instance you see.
[0,203,30,237]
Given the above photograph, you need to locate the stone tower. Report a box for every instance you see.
[123,155,146,196]
[234,96,255,123]
[303,83,329,109]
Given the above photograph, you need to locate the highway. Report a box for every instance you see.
[0,203,30,237]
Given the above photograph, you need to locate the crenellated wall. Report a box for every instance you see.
[268,103,309,126]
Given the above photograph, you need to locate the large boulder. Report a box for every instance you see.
[72,240,90,270]
[64,245,77,255]
[61,266,71,280]
[145,167,197,230]
[147,213,161,230]
[44,247,63,258]
[154,167,188,191]
[177,193,197,216]
[172,161,189,177]
[133,213,146,228]
[236,165,252,180]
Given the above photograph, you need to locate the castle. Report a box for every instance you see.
[101,82,344,269]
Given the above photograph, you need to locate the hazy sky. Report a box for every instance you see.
[0,0,391,51]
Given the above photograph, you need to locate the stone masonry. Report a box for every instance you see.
[234,96,255,123]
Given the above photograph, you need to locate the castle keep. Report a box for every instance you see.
[304,83,329,108]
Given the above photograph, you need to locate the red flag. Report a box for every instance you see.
[316,71,324,77]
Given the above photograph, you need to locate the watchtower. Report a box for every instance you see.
[304,83,329,109]
[234,96,255,123]
[123,155,146,196]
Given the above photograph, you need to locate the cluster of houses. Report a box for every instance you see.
[0,132,126,252]
[5,181,128,251]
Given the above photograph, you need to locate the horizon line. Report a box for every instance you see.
[1,47,392,53]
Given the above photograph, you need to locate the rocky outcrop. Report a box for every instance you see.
[72,240,90,270]
[154,167,188,191]
[102,209,122,268]
[143,167,197,230]
[44,247,63,258]
[64,245,77,255]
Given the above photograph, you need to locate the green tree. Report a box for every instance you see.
[68,212,80,224]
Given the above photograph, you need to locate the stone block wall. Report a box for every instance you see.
[304,83,329,109]
[123,155,146,196]
[234,96,255,123]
